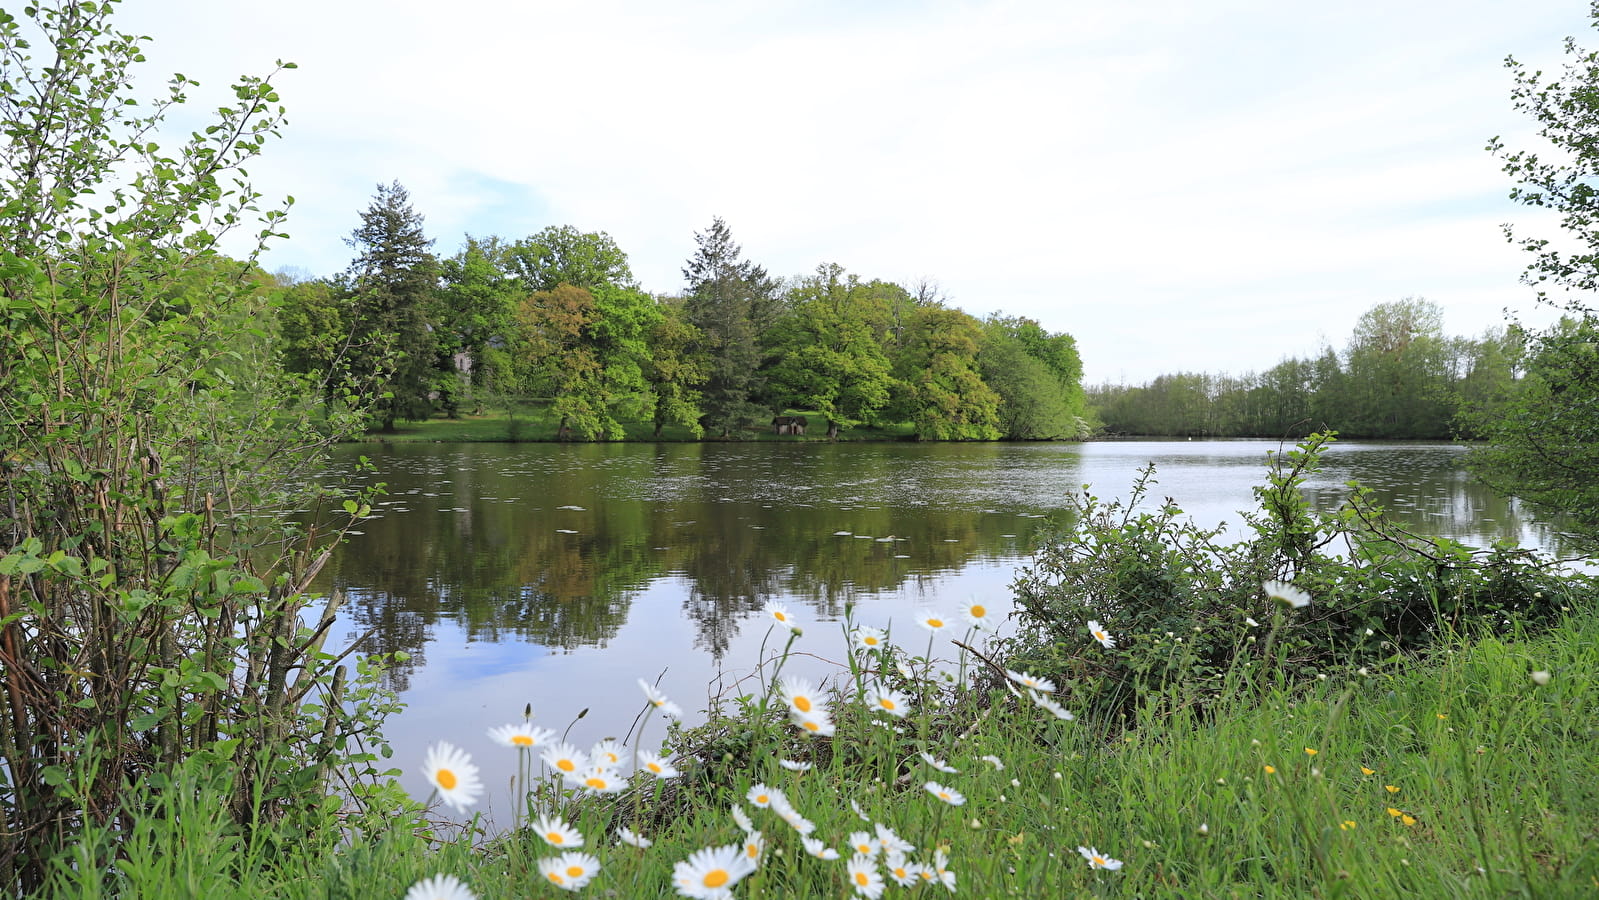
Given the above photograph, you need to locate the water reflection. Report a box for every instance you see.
[312,439,1583,827]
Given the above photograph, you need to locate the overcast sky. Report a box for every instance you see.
[115,0,1592,384]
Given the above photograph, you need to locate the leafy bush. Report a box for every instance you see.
[999,433,1592,723]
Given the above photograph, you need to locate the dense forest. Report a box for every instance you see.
[1087,297,1524,440]
[271,187,1092,442]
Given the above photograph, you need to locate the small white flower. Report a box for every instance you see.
[848,830,880,857]
[853,625,889,651]
[746,783,784,809]
[779,758,813,772]
[875,822,915,854]
[405,874,475,900]
[916,610,951,631]
[420,742,483,813]
[730,804,755,833]
[1078,845,1123,870]
[1087,619,1115,649]
[865,684,912,718]
[919,751,959,773]
[958,599,995,629]
[533,813,585,848]
[1005,669,1057,693]
[847,853,886,899]
[924,781,966,806]
[1532,670,1552,686]
[616,825,652,848]
[763,600,801,633]
[486,722,556,750]
[1030,690,1075,721]
[1263,579,1311,608]
[639,749,680,779]
[850,798,872,822]
[538,852,601,892]
[981,754,1005,770]
[803,836,840,859]
[1245,616,1260,627]
[638,678,684,718]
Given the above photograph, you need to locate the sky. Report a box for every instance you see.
[110,0,1595,384]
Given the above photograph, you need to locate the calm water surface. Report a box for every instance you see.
[314,439,1578,823]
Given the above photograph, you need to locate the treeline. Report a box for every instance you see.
[1088,297,1520,439]
[274,184,1091,441]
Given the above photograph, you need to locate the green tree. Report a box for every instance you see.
[506,225,635,293]
[644,298,708,438]
[1473,9,1599,539]
[979,315,1090,440]
[343,181,440,431]
[437,236,522,412]
[515,282,659,439]
[1340,298,1454,438]
[0,2,373,889]
[889,305,1001,440]
[763,264,895,439]
[682,217,775,437]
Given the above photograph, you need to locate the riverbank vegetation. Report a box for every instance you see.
[30,438,1599,898]
[6,0,1599,896]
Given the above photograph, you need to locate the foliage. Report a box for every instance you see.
[505,224,635,292]
[1464,315,1599,543]
[979,315,1091,440]
[342,181,440,431]
[1089,298,1512,439]
[0,2,396,891]
[514,282,661,440]
[1001,434,1590,721]
[761,264,895,439]
[682,217,776,437]
[888,305,1002,440]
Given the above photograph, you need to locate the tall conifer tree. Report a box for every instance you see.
[682,217,775,437]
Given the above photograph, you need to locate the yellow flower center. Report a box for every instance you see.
[879,698,896,710]
[1094,630,1106,640]
[756,794,769,804]
[436,768,457,790]
[970,604,986,617]
[704,870,729,888]
[940,791,952,800]
[557,759,575,772]
[585,777,607,789]
[1093,856,1106,866]
[927,618,944,628]
[746,844,759,858]
[547,873,564,884]
[794,696,812,713]
[802,720,821,732]
[855,872,870,886]
[547,831,564,844]
[895,868,907,878]
[775,612,788,621]
[864,636,879,646]
[566,865,584,878]
[511,735,533,747]
[648,762,662,773]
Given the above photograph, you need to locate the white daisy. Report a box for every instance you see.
[980,754,1005,770]
[1263,580,1311,608]
[790,709,836,737]
[638,750,680,779]
[672,843,757,900]
[847,853,886,899]
[638,678,684,718]
[486,722,556,750]
[847,830,880,857]
[763,600,801,633]
[875,822,915,854]
[1005,669,1057,693]
[850,799,872,822]
[1087,619,1116,649]
[778,676,827,718]
[421,742,483,814]
[778,758,813,772]
[1078,845,1123,870]
[932,848,957,892]
[916,610,950,631]
[533,813,584,848]
[924,781,966,806]
[802,836,840,860]
[746,783,785,809]
[853,625,888,651]
[884,852,921,887]
[919,751,959,774]
[568,764,625,795]
[730,804,755,834]
[590,738,630,768]
[1030,690,1075,721]
[405,874,475,900]
[616,825,652,848]
[538,851,601,892]
[540,742,587,777]
[740,830,765,864]
[957,599,995,629]
[864,684,912,718]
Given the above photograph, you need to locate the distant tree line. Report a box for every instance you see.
[1088,297,1524,440]
[274,188,1091,441]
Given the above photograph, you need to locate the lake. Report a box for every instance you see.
[313,439,1578,823]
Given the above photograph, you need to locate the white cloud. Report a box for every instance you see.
[110,0,1590,381]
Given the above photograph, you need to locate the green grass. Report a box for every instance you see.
[349,409,919,443]
[43,604,1599,898]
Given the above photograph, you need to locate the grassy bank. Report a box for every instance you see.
[44,600,1599,898]
[347,409,919,443]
